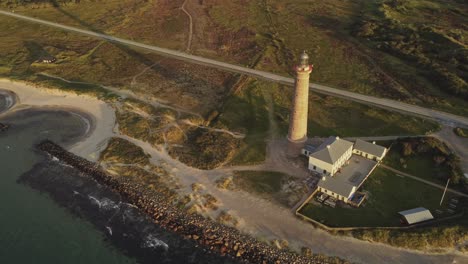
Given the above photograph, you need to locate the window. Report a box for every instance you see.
[323,169,327,174]
[313,165,316,170]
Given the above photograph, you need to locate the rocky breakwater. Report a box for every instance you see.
[37,140,347,264]
[0,123,9,132]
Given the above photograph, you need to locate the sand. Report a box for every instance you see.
[0,79,115,161]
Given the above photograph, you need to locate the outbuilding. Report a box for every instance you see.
[398,207,434,225]
[353,139,387,161]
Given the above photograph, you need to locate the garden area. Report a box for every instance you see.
[298,168,464,227]
[383,137,467,193]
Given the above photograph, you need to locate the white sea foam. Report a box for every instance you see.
[88,195,120,210]
[70,111,91,135]
[52,156,59,162]
[0,90,14,111]
[123,202,138,209]
[142,234,169,250]
[4,95,13,109]
[106,226,113,236]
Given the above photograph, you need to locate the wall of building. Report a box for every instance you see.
[353,149,386,161]
[309,145,353,176]
[333,146,353,174]
[308,157,333,175]
[318,187,349,203]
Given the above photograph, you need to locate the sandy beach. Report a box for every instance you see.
[0,79,115,161]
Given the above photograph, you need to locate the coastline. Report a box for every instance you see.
[0,78,115,161]
[0,78,466,263]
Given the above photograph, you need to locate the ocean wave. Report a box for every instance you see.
[106,226,113,236]
[69,111,91,135]
[142,234,169,250]
[88,195,120,210]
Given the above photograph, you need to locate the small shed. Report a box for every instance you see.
[353,139,387,161]
[301,144,316,157]
[398,207,434,225]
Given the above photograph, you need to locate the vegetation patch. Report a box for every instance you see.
[234,171,286,194]
[454,127,468,138]
[168,128,241,170]
[384,137,466,191]
[351,222,468,252]
[99,137,150,166]
[233,171,306,207]
[353,0,468,115]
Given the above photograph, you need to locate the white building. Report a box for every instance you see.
[398,207,434,225]
[308,136,353,176]
[353,139,387,161]
[302,137,388,205]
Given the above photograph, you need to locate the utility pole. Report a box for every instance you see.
[440,178,450,206]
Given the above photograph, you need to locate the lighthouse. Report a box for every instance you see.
[287,51,313,157]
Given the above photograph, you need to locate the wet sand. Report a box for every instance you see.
[0,79,115,161]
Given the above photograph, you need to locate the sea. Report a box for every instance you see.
[0,92,236,264]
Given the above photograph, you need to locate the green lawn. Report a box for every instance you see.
[383,138,466,192]
[384,148,452,185]
[299,168,461,227]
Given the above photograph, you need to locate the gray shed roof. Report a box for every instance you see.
[310,137,353,164]
[354,139,387,157]
[303,144,316,153]
[318,176,355,198]
[398,207,434,225]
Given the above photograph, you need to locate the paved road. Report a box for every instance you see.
[1,10,468,128]
[432,126,468,175]
[381,165,468,198]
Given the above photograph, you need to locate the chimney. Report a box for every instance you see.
[322,176,326,181]
[336,136,340,140]
[372,141,376,144]
[326,145,330,149]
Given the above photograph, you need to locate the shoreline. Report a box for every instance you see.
[0,78,466,263]
[0,88,17,114]
[0,78,115,162]
[37,140,339,264]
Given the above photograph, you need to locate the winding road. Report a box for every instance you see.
[1,10,467,128]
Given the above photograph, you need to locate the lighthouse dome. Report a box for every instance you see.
[299,51,309,66]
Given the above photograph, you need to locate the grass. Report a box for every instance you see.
[384,148,451,184]
[220,80,272,165]
[299,168,463,227]
[383,137,466,191]
[233,171,287,194]
[454,127,468,138]
[99,137,150,166]
[207,0,468,115]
